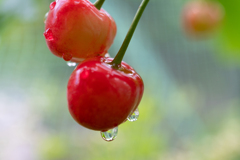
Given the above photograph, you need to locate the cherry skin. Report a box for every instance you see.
[44,0,117,63]
[67,56,144,131]
[182,1,224,37]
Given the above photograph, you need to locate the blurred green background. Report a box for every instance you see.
[1,0,240,159]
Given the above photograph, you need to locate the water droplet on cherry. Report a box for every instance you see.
[127,108,139,122]
[67,61,77,67]
[44,12,49,24]
[50,1,56,10]
[44,28,54,41]
[62,53,73,61]
[105,53,110,58]
[100,127,118,142]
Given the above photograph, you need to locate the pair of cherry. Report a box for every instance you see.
[44,0,148,141]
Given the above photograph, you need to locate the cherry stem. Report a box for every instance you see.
[94,0,105,10]
[111,0,149,68]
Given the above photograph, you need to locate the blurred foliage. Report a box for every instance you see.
[217,0,240,50]
[207,0,240,63]
[39,135,70,160]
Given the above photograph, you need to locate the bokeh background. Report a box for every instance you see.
[1,0,240,159]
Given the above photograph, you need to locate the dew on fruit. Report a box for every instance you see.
[62,53,73,61]
[100,127,118,142]
[44,12,49,24]
[127,108,139,122]
[67,61,77,67]
[105,53,110,58]
[50,1,56,10]
[44,28,54,41]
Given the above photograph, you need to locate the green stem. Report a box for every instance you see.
[111,0,149,68]
[94,0,105,10]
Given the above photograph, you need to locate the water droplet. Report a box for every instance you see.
[44,12,49,24]
[127,108,139,122]
[100,127,118,142]
[62,53,72,61]
[44,28,54,41]
[50,1,56,10]
[67,61,77,67]
[105,53,110,58]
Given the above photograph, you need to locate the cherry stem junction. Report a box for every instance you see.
[94,0,105,10]
[111,0,149,69]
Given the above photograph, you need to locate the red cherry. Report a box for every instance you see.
[182,1,224,37]
[44,0,117,62]
[67,56,144,131]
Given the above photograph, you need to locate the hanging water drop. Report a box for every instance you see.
[67,61,77,67]
[44,12,49,24]
[127,108,139,122]
[62,53,73,61]
[44,28,54,41]
[50,1,56,10]
[104,53,110,58]
[100,127,118,142]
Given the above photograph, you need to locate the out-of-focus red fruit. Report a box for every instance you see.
[182,1,224,37]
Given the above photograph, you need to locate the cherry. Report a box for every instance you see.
[182,1,224,37]
[66,0,149,140]
[44,0,117,63]
[67,56,144,131]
